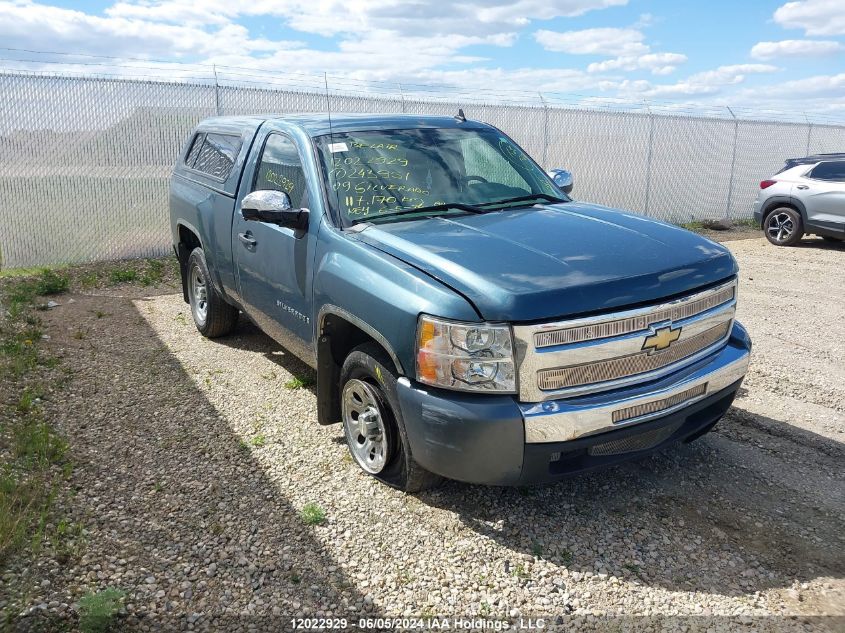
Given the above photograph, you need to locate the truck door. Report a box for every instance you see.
[802,161,845,233]
[233,131,316,362]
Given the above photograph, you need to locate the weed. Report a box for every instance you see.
[237,439,250,453]
[50,518,85,563]
[250,434,266,448]
[72,328,87,340]
[153,481,164,493]
[300,502,326,526]
[559,549,573,565]
[78,587,125,633]
[16,386,43,413]
[512,563,530,580]
[174,312,187,325]
[531,541,544,558]
[290,572,302,584]
[79,272,100,288]
[623,563,641,575]
[108,268,138,284]
[34,269,70,295]
[284,374,314,390]
[140,259,165,286]
[93,310,108,319]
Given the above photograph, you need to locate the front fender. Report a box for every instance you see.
[312,224,479,376]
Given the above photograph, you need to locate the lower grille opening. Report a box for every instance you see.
[588,422,682,456]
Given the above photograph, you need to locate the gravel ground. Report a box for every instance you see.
[2,235,843,632]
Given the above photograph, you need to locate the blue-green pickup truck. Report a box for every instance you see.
[169,113,751,491]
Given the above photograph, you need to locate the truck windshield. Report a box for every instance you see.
[314,127,565,225]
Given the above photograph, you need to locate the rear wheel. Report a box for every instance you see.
[186,247,239,337]
[340,343,441,492]
[764,207,803,246]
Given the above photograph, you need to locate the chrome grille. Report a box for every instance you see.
[611,383,707,424]
[537,322,730,391]
[587,422,682,456]
[535,283,735,348]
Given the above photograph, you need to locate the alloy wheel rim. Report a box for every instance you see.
[767,212,794,243]
[190,265,208,326]
[342,379,388,474]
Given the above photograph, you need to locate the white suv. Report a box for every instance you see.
[752,154,845,246]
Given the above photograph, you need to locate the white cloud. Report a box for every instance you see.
[106,0,629,37]
[0,1,297,59]
[534,27,647,56]
[743,72,845,98]
[588,52,687,75]
[535,26,686,75]
[751,39,843,59]
[612,64,780,98]
[773,0,845,36]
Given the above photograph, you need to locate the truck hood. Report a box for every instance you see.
[353,202,737,322]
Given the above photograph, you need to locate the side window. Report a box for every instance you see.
[193,133,242,180]
[185,133,204,167]
[253,134,309,208]
[808,161,845,182]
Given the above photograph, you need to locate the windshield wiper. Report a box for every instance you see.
[475,193,569,209]
[358,202,485,224]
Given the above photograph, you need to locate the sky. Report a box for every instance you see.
[0,0,843,119]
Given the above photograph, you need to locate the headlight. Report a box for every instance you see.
[415,315,516,393]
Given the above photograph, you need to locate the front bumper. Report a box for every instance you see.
[396,321,751,486]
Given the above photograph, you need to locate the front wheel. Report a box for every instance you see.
[186,247,239,337]
[764,207,804,246]
[340,343,441,492]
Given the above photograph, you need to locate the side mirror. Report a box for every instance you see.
[241,190,308,231]
[547,169,574,195]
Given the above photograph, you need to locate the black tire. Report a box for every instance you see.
[340,343,442,492]
[186,247,238,338]
[764,207,804,246]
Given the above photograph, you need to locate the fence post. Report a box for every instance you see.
[725,106,739,220]
[539,92,549,169]
[643,101,654,215]
[804,113,813,155]
[212,64,221,116]
[397,83,406,113]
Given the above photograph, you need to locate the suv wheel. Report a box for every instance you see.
[340,343,441,492]
[764,207,804,247]
[186,247,239,337]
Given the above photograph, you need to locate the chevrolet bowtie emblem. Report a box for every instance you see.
[642,325,682,352]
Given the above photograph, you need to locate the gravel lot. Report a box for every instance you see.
[4,235,844,631]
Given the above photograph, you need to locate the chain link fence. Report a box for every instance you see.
[1,69,843,268]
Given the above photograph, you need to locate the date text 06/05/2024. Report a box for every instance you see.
[289,617,548,630]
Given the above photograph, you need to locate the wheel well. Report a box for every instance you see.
[761,201,800,227]
[316,313,401,426]
[177,225,201,303]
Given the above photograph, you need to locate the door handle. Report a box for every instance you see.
[238,232,257,247]
[796,185,809,190]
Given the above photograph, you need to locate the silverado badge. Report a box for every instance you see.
[642,325,682,352]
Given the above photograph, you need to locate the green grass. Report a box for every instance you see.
[108,268,138,284]
[284,374,314,390]
[0,269,74,568]
[250,434,266,448]
[300,502,327,526]
[78,587,125,633]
